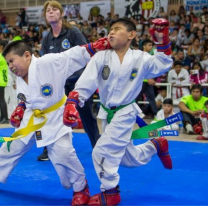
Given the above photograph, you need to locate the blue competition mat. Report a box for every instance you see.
[0,128,207,205]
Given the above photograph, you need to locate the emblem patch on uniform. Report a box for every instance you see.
[40,84,53,98]
[35,131,42,140]
[102,65,110,80]
[62,39,70,49]
[130,68,138,81]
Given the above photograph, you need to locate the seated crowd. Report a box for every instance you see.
[1,4,208,140]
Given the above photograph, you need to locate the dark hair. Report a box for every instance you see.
[192,62,205,76]
[191,84,203,93]
[160,86,167,91]
[142,39,152,48]
[163,98,173,105]
[177,49,184,53]
[109,18,136,32]
[174,60,182,67]
[184,28,191,37]
[99,31,105,38]
[2,40,33,58]
[0,40,7,49]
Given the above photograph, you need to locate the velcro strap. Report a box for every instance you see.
[66,98,79,105]
[86,43,95,56]
[156,42,171,54]
[18,102,26,110]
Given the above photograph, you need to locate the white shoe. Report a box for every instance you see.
[186,124,194,134]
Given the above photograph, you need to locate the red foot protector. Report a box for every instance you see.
[88,186,121,206]
[71,181,90,206]
[151,137,172,169]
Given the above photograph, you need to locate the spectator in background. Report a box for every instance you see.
[204,26,208,39]
[4,68,17,118]
[200,53,208,71]
[205,17,208,27]
[197,100,208,140]
[158,7,167,18]
[0,40,9,124]
[174,49,191,70]
[90,27,98,42]
[81,20,92,39]
[15,12,21,27]
[190,62,208,85]
[178,24,185,44]
[187,38,203,62]
[190,62,208,96]
[104,20,110,33]
[113,14,119,20]
[40,0,100,161]
[169,10,179,24]
[12,29,22,41]
[34,50,40,58]
[185,15,192,30]
[197,29,206,47]
[105,12,111,21]
[190,12,197,24]
[179,13,186,25]
[200,6,208,23]
[136,39,158,118]
[19,8,26,28]
[0,10,6,28]
[186,6,194,16]
[167,61,190,104]
[169,28,179,45]
[97,21,108,37]
[169,20,177,35]
[0,33,8,43]
[178,84,208,134]
[192,17,205,33]
[151,98,179,131]
[182,28,194,47]
[155,87,167,110]
[178,5,186,16]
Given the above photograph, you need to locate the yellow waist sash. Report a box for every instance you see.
[0,95,67,143]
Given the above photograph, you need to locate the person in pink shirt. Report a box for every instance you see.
[190,62,208,84]
[190,62,208,96]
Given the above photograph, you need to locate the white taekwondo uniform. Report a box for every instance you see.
[74,49,173,191]
[0,46,90,192]
[167,68,190,103]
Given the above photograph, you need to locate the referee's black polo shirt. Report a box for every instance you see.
[41,26,88,81]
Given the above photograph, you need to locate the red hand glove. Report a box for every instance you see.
[83,37,111,57]
[149,18,171,55]
[63,91,80,128]
[10,102,26,128]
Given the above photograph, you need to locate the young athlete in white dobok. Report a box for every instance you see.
[0,38,110,206]
[63,18,173,206]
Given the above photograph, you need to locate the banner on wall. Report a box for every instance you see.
[80,1,111,21]
[25,6,44,24]
[25,4,80,24]
[62,4,80,18]
[184,0,208,14]
[114,0,160,20]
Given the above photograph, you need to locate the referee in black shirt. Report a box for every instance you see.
[37,1,100,161]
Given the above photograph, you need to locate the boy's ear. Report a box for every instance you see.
[24,51,32,60]
[129,30,137,40]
